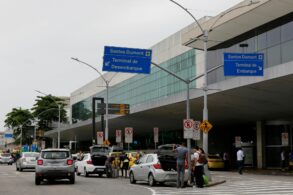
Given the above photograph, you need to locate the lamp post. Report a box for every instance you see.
[35,90,62,148]
[71,57,116,141]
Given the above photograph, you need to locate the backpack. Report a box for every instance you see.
[197,153,208,164]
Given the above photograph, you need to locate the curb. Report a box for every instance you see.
[204,180,226,187]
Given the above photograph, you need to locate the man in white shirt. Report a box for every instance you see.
[237,148,245,175]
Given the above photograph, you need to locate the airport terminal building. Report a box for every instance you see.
[46,0,293,168]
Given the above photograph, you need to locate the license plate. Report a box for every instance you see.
[96,169,104,171]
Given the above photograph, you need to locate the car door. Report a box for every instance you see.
[141,154,155,181]
[134,155,147,180]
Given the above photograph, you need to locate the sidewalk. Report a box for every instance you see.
[243,168,293,176]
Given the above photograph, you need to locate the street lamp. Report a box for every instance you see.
[71,57,117,141]
[169,0,259,154]
[35,90,62,149]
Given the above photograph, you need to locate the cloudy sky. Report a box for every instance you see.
[0,0,243,131]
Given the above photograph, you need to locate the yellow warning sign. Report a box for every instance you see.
[200,120,213,133]
[103,139,111,146]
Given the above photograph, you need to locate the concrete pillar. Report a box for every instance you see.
[256,121,263,169]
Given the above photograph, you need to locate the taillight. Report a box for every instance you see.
[37,159,43,165]
[153,163,161,169]
[86,160,92,165]
[67,159,73,165]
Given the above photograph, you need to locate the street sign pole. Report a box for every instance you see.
[186,83,192,184]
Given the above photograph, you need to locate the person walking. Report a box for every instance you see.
[193,146,205,188]
[120,152,130,178]
[237,147,245,174]
[281,149,286,171]
[173,142,188,188]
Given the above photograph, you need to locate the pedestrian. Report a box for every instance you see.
[192,146,205,188]
[120,152,130,178]
[173,142,188,188]
[237,147,245,174]
[281,149,286,171]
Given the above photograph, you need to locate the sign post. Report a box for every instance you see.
[125,127,133,151]
[224,53,264,76]
[103,46,152,74]
[154,127,159,149]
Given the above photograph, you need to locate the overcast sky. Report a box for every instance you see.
[0,0,243,131]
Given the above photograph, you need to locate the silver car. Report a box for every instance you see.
[0,153,14,165]
[35,149,75,185]
[129,153,188,186]
[16,152,39,171]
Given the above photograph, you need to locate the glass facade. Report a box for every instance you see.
[207,18,293,85]
[72,49,196,122]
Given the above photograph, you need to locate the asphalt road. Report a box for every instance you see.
[0,164,151,195]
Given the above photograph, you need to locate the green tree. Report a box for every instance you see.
[4,107,33,144]
[31,95,67,131]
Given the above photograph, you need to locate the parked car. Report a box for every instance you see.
[76,153,109,177]
[129,153,188,186]
[35,148,75,185]
[0,153,14,165]
[207,154,225,169]
[16,152,39,171]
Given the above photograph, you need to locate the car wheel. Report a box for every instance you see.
[16,166,19,171]
[76,171,81,176]
[129,172,136,184]
[148,173,156,187]
[35,176,41,185]
[69,175,75,184]
[19,168,23,172]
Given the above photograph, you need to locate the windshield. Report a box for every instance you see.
[23,153,39,158]
[41,151,70,159]
[91,147,109,153]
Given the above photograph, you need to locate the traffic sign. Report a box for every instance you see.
[125,127,133,143]
[97,131,104,145]
[183,119,194,139]
[224,53,264,76]
[97,103,130,115]
[193,121,201,140]
[103,139,111,146]
[116,130,122,143]
[103,46,152,74]
[200,120,213,134]
[4,133,13,138]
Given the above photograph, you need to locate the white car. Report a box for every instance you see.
[0,153,14,165]
[129,153,188,186]
[16,152,39,171]
[75,153,107,177]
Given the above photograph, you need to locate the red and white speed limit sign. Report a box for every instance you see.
[116,130,122,143]
[183,119,194,131]
[97,131,104,145]
[125,127,133,143]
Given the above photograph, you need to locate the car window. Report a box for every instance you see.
[42,151,69,159]
[91,147,109,153]
[23,153,39,158]
[146,155,154,163]
[139,155,147,164]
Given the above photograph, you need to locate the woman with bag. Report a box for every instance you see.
[193,146,206,188]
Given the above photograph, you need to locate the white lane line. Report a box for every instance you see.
[127,184,156,195]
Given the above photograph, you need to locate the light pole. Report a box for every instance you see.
[170,0,259,154]
[71,58,117,141]
[35,90,62,148]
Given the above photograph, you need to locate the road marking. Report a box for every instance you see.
[128,184,157,195]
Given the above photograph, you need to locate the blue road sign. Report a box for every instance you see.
[224,53,264,76]
[4,133,13,138]
[103,46,152,74]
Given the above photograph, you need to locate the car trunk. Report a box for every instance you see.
[158,155,177,171]
[91,153,107,166]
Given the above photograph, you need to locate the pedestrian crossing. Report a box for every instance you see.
[150,179,293,195]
